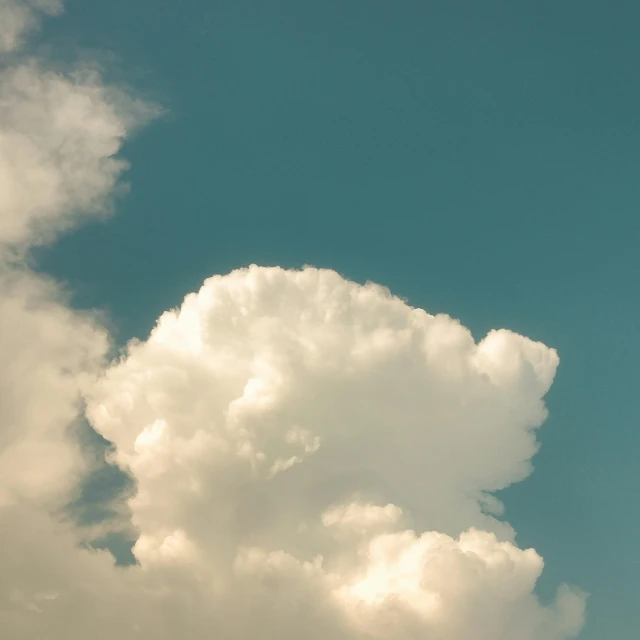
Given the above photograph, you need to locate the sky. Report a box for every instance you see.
[0,1,638,638]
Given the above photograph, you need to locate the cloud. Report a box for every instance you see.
[0,0,62,53]
[0,61,156,256]
[0,269,108,510]
[1,262,587,639]
[89,266,558,542]
[0,3,151,635]
[0,0,154,512]
[0,0,156,514]
[0,3,586,639]
[76,265,584,639]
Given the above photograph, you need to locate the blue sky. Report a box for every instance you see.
[3,1,638,638]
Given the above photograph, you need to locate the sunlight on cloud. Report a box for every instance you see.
[0,3,154,632]
[0,269,108,510]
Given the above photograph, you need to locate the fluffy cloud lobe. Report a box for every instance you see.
[0,61,154,253]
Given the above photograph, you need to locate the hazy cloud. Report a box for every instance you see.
[0,0,62,53]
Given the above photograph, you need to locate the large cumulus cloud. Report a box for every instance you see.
[89,265,558,548]
[0,2,586,638]
[77,265,585,639]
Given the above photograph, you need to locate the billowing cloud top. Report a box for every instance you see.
[90,265,558,544]
[0,2,587,639]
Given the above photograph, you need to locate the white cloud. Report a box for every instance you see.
[88,267,558,543]
[0,3,586,638]
[0,61,156,255]
[76,265,584,639]
[0,3,153,636]
[0,0,156,514]
[0,1,157,257]
[332,525,585,640]
[0,23,166,633]
[0,0,62,53]
[0,269,108,510]
[1,261,587,639]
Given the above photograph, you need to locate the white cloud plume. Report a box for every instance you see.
[0,2,586,638]
[0,0,61,53]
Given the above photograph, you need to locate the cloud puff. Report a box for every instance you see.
[89,266,558,541]
[0,61,156,255]
[0,0,61,53]
[0,0,156,515]
[0,3,150,635]
[0,269,108,510]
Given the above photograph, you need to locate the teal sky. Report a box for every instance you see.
[37,2,638,638]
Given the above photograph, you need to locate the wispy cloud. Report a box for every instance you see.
[0,60,156,257]
[0,0,61,53]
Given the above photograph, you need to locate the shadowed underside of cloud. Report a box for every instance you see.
[0,2,587,639]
